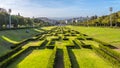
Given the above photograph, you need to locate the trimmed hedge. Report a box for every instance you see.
[86,37,93,40]
[0,27,39,31]
[47,46,57,68]
[69,40,75,47]
[0,45,22,62]
[99,44,120,61]
[11,39,29,49]
[63,47,72,68]
[80,41,92,49]
[0,47,33,68]
[46,40,55,49]
[73,39,82,48]
[63,37,69,40]
[91,45,120,67]
[93,38,117,49]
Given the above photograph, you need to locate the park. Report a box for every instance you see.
[0,26,120,68]
[1,0,120,68]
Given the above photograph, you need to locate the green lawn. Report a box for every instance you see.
[68,26,120,46]
[72,49,114,68]
[7,49,53,68]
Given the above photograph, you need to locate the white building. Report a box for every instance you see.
[75,19,78,23]
[65,20,68,24]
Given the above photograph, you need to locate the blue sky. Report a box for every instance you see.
[0,0,120,17]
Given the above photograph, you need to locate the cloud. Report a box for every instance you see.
[0,0,87,17]
[0,0,120,17]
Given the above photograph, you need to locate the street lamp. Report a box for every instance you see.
[109,7,113,27]
[32,16,35,27]
[86,16,89,27]
[8,9,12,28]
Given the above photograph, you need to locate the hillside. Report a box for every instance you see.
[74,11,120,27]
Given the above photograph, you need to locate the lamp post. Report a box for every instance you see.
[86,16,89,27]
[8,9,12,28]
[32,16,34,27]
[109,7,113,27]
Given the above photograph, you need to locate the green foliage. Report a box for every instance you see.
[47,46,57,68]
[63,46,71,68]
[92,45,120,67]
[99,44,120,61]
[71,11,120,27]
[0,11,52,29]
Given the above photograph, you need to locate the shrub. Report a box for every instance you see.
[73,39,82,48]
[0,47,31,68]
[0,45,22,62]
[63,47,72,68]
[47,46,57,68]
[99,44,120,61]
[91,45,120,67]
[63,37,69,40]
[93,38,116,49]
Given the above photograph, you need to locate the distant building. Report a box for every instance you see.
[65,20,68,24]
[0,8,7,13]
[75,19,78,23]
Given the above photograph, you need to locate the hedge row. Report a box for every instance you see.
[0,45,22,62]
[99,44,120,61]
[63,46,72,68]
[11,39,30,49]
[0,47,32,68]
[0,27,39,31]
[91,45,120,67]
[0,33,47,62]
[47,46,57,68]
[11,31,46,49]
[39,35,46,40]
[69,40,75,47]
[93,38,116,49]
[73,39,82,48]
[0,40,49,68]
[46,40,55,49]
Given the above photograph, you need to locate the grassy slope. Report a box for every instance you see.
[68,26,120,46]
[72,49,114,68]
[7,49,53,68]
[0,26,54,57]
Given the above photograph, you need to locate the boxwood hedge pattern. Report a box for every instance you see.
[0,26,120,68]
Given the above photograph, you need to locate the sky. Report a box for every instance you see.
[0,0,120,18]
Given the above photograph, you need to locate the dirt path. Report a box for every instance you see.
[54,49,64,68]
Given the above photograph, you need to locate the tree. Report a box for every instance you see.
[0,12,9,29]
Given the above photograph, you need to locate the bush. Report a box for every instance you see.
[47,46,57,68]
[99,44,120,61]
[0,47,32,68]
[46,40,55,49]
[91,45,120,67]
[0,45,22,62]
[63,37,69,40]
[63,47,72,68]
[93,38,116,49]
[11,39,29,49]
